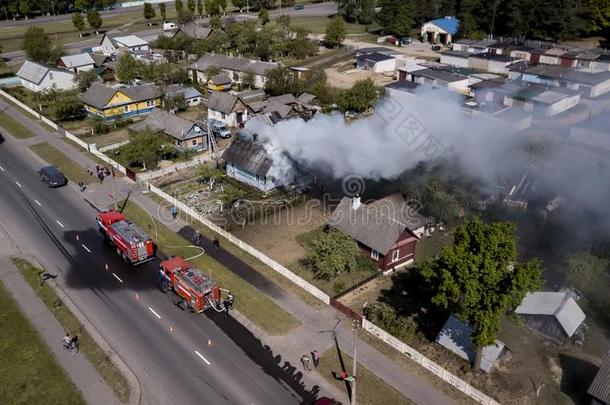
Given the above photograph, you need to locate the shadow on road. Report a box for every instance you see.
[208,310,321,405]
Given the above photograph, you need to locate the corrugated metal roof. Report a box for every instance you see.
[60,53,95,68]
[166,84,202,100]
[515,292,586,337]
[427,17,460,35]
[588,350,610,404]
[190,53,278,77]
[17,61,51,84]
[113,35,149,48]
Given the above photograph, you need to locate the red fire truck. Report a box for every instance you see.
[158,256,223,313]
[96,210,157,265]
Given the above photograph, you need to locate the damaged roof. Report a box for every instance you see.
[588,349,610,404]
[221,137,274,177]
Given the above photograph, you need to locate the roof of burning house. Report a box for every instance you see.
[588,349,610,404]
[515,291,586,338]
[327,194,427,255]
[221,137,274,177]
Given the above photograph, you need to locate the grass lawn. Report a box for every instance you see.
[11,258,131,403]
[291,16,380,35]
[30,142,94,185]
[121,200,302,335]
[317,348,415,405]
[0,111,34,138]
[0,279,84,405]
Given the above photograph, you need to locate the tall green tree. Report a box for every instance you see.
[116,53,139,83]
[325,15,346,48]
[159,2,167,21]
[377,0,414,37]
[87,8,103,34]
[143,2,156,26]
[74,0,89,12]
[358,0,375,24]
[176,0,184,13]
[187,0,196,12]
[18,0,30,18]
[265,66,300,96]
[420,218,543,365]
[74,69,98,92]
[233,0,247,10]
[337,78,379,112]
[205,0,220,16]
[219,0,227,14]
[197,0,204,17]
[258,8,269,25]
[210,15,222,30]
[72,12,85,37]
[22,26,58,63]
[306,229,361,280]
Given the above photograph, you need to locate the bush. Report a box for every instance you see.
[87,116,110,135]
[53,99,85,122]
[363,302,417,341]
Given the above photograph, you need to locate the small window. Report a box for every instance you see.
[370,250,379,261]
[124,105,129,112]
[146,100,154,107]
[392,249,400,262]
[221,112,226,119]
[192,139,197,145]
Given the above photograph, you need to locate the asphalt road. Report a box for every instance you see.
[1,2,337,64]
[0,137,316,404]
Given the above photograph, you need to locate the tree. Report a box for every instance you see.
[54,98,85,122]
[336,0,359,22]
[123,129,172,170]
[175,0,183,13]
[363,303,417,341]
[18,0,31,18]
[187,0,196,12]
[564,251,608,291]
[159,2,167,21]
[205,0,220,16]
[143,2,156,26]
[325,15,346,48]
[219,0,227,14]
[177,9,194,24]
[337,78,379,112]
[87,8,103,35]
[290,27,316,59]
[72,13,85,37]
[210,15,222,30]
[74,69,97,91]
[74,0,89,12]
[23,26,53,63]
[233,0,247,10]
[204,64,221,81]
[258,8,269,25]
[197,0,204,17]
[166,93,187,113]
[277,14,291,28]
[420,218,543,364]
[358,0,375,24]
[377,0,414,37]
[306,229,361,280]
[242,69,255,89]
[116,54,139,83]
[265,66,300,96]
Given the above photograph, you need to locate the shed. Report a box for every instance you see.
[165,84,203,106]
[421,16,459,45]
[436,315,507,373]
[58,53,96,73]
[588,349,610,405]
[515,291,586,344]
[356,52,396,73]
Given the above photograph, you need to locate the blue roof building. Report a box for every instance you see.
[421,16,460,45]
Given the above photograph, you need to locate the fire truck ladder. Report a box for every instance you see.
[206,120,219,162]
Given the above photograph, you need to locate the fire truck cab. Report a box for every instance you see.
[96,210,156,265]
[159,256,221,313]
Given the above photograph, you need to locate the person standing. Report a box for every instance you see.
[213,236,220,249]
[170,205,177,219]
[311,349,320,367]
[301,354,311,371]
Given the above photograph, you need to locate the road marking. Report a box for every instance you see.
[148,307,161,319]
[34,199,42,206]
[14,181,21,188]
[81,244,91,253]
[56,220,64,228]
[195,350,211,365]
[0,165,5,171]
[112,273,123,283]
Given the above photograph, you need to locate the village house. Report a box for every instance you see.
[173,23,213,40]
[515,291,586,344]
[208,74,232,92]
[452,39,499,54]
[440,50,470,68]
[509,64,610,98]
[221,136,294,192]
[327,194,427,271]
[468,53,520,74]
[99,34,150,56]
[80,82,162,120]
[404,66,470,94]
[436,314,507,373]
[207,91,248,127]
[420,16,459,45]
[189,53,278,89]
[246,93,319,125]
[165,84,203,106]
[129,109,208,151]
[17,60,77,92]
[588,349,610,405]
[58,53,96,73]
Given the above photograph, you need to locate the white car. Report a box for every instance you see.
[163,22,177,31]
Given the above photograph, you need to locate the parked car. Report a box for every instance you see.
[38,165,67,187]
[208,119,231,138]
[294,4,304,10]
[431,44,442,51]
[163,22,177,31]
[399,36,412,45]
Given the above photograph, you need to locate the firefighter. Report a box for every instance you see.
[223,291,234,317]
[170,205,177,220]
[213,237,220,249]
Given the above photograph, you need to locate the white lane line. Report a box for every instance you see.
[0,165,5,171]
[55,220,64,228]
[14,181,21,188]
[112,273,124,283]
[148,307,161,319]
[195,350,211,365]
[34,199,42,206]
[81,244,91,253]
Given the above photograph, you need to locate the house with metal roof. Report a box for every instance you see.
[207,91,248,127]
[99,34,150,56]
[80,82,162,120]
[436,315,507,373]
[515,291,586,344]
[408,67,470,94]
[129,109,208,151]
[588,349,610,405]
[207,73,232,92]
[421,16,459,45]
[327,194,428,271]
[173,23,213,40]
[189,53,278,88]
[165,84,203,107]
[356,52,397,73]
[17,60,77,93]
[221,136,294,192]
[452,39,499,54]
[58,53,96,73]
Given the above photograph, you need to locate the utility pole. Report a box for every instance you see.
[351,318,359,405]
[111,165,118,210]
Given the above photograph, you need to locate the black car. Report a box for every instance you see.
[39,165,68,187]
